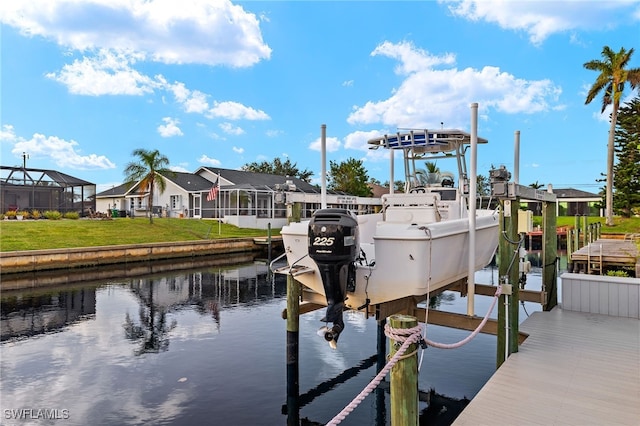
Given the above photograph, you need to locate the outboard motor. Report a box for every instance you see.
[308,208,359,349]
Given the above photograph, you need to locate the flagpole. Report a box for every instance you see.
[217,172,221,235]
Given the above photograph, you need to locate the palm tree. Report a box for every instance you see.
[123,149,173,224]
[584,46,640,226]
[416,161,441,186]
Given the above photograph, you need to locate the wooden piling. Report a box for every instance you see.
[389,315,418,426]
[285,274,301,426]
[286,207,301,426]
[497,200,520,367]
[542,200,558,311]
[375,317,387,426]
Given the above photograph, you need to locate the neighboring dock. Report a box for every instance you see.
[453,307,640,425]
[569,238,639,276]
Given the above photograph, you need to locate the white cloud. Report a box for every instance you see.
[46,50,161,96]
[0,0,271,67]
[167,82,210,114]
[169,165,190,173]
[348,41,561,129]
[439,0,638,45]
[372,41,455,75]
[6,126,115,170]
[343,130,385,151]
[266,129,283,138]
[208,101,270,121]
[343,129,396,164]
[0,124,18,142]
[198,154,221,166]
[158,117,183,138]
[308,136,342,153]
[219,122,245,135]
[232,146,244,154]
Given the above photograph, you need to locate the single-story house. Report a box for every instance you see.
[522,187,601,216]
[96,167,382,229]
[1,165,96,215]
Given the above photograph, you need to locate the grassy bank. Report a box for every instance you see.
[536,216,640,234]
[1,216,637,252]
[0,218,274,252]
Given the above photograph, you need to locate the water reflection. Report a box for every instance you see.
[1,287,96,342]
[0,257,553,425]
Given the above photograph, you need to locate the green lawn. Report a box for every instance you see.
[535,216,640,234]
[1,216,638,252]
[0,217,274,252]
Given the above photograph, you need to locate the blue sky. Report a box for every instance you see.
[1,0,639,193]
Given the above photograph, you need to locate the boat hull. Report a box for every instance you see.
[280,211,499,309]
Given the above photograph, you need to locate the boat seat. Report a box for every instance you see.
[382,193,441,223]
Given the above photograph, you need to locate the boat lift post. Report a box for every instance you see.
[467,103,478,317]
[321,124,327,209]
[491,153,557,365]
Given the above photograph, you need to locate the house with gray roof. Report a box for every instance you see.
[96,167,381,228]
[522,187,601,216]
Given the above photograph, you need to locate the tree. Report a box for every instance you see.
[613,96,640,217]
[383,180,405,192]
[328,158,372,197]
[123,149,173,224]
[241,157,313,183]
[417,161,441,185]
[477,174,490,196]
[584,46,640,225]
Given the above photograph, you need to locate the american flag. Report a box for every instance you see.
[206,177,219,201]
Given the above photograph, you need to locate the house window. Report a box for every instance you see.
[170,195,180,210]
[136,197,143,209]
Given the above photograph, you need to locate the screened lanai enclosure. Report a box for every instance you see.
[0,166,96,215]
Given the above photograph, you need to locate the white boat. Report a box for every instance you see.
[278,128,499,345]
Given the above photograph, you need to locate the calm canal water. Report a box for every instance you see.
[1,253,561,425]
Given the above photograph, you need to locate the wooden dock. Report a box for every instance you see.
[570,238,639,276]
[453,308,640,425]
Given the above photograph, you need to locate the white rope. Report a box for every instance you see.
[325,284,502,425]
[325,324,423,426]
[424,284,502,349]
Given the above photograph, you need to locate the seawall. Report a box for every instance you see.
[0,237,282,275]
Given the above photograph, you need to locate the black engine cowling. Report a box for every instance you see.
[308,209,359,347]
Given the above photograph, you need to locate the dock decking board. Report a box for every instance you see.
[571,239,638,264]
[452,308,640,425]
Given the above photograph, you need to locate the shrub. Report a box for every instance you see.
[17,210,30,219]
[606,269,630,277]
[30,210,42,219]
[44,210,63,220]
[5,210,17,219]
[63,211,80,220]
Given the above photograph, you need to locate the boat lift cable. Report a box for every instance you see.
[417,225,434,372]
